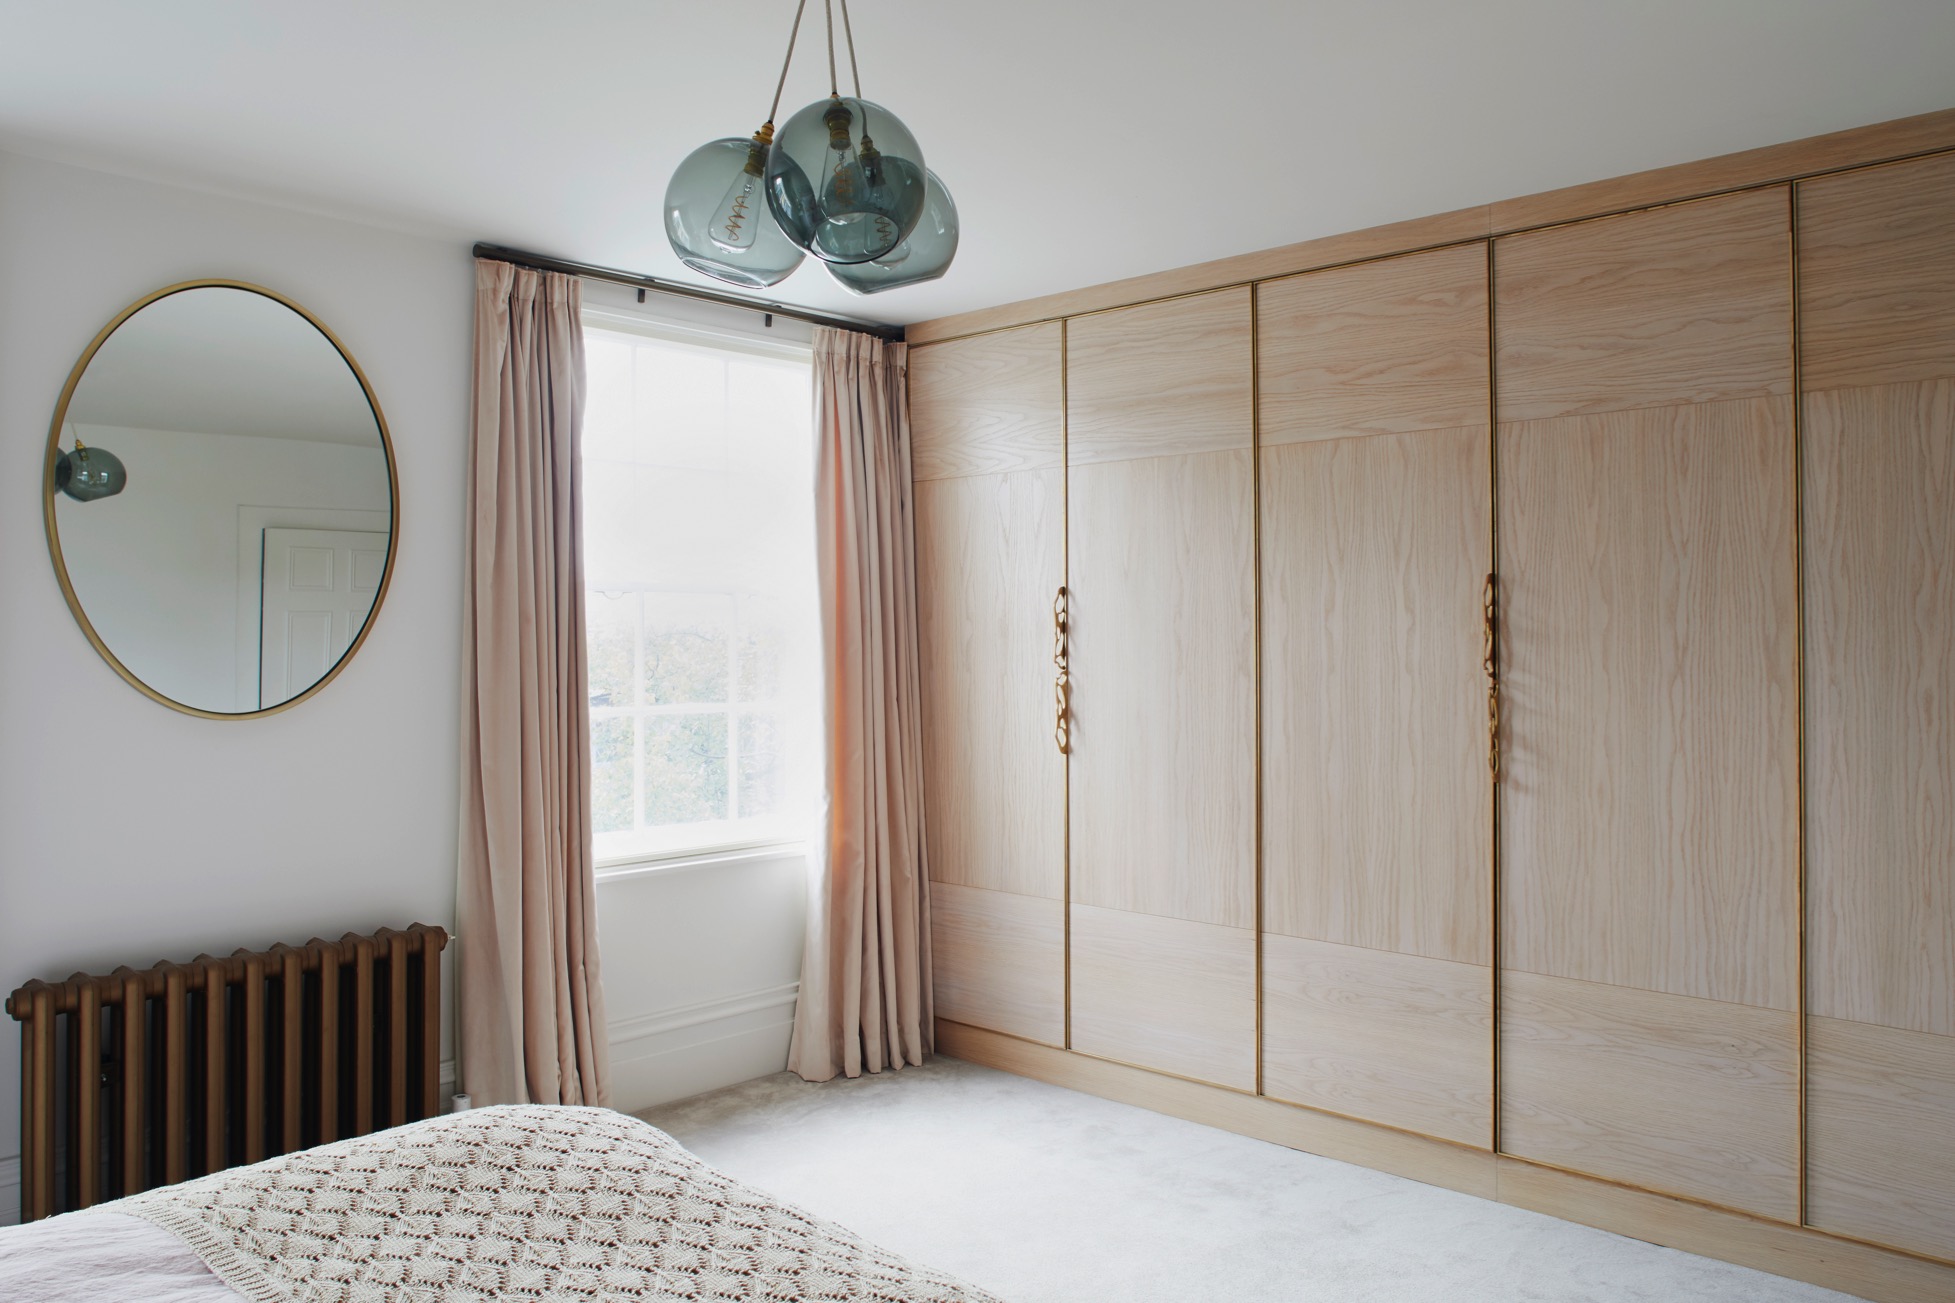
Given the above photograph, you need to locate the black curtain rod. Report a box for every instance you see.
[472,242,906,342]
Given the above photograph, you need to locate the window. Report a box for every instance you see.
[581,311,820,865]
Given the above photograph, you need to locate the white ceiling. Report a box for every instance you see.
[3,1,1953,328]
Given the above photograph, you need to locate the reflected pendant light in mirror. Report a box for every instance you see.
[664,0,954,291]
[44,280,398,720]
[54,438,128,500]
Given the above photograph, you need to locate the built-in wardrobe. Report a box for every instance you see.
[908,114,1955,1303]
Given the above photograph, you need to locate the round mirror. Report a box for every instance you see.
[44,281,397,718]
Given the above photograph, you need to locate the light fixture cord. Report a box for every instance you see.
[768,0,811,124]
[840,0,863,97]
[823,0,839,96]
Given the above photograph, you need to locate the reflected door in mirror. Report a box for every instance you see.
[260,528,388,708]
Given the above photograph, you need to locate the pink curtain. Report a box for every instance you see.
[789,328,934,1082]
[457,259,609,1107]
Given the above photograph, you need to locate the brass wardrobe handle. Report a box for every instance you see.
[1483,572,1500,782]
[1053,586,1070,755]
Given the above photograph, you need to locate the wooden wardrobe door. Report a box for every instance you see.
[910,323,1067,1046]
[1799,150,1955,1262]
[1258,244,1494,1146]
[1495,188,1801,1221]
[1066,288,1257,1089]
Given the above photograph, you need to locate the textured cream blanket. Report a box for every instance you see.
[105,1105,1003,1303]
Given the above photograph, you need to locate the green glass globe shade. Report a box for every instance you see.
[765,96,926,265]
[665,135,806,288]
[827,170,959,295]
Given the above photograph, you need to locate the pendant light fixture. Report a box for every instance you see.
[664,0,957,297]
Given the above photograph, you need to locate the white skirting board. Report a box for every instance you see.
[605,982,801,1114]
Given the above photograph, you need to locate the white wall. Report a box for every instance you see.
[0,150,470,1222]
[0,151,809,1222]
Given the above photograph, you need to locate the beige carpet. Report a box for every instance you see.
[639,1056,1859,1303]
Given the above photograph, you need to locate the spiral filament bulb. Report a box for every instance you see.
[707,127,775,254]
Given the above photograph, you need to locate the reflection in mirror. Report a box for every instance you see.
[46,283,395,717]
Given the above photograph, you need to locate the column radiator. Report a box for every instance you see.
[6,922,448,1222]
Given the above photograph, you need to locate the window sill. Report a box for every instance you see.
[594,839,809,883]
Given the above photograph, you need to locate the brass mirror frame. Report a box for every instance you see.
[43,279,401,720]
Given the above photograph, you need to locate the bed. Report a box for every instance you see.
[0,1105,1002,1302]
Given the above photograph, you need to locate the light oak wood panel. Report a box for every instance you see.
[1495,188,1791,422]
[938,1019,1498,1199]
[1498,397,1798,1010]
[1259,244,1489,444]
[1067,449,1255,929]
[1068,904,1255,1091]
[1262,935,1491,1148]
[1494,1158,1955,1303]
[1499,971,1798,1222]
[909,322,1063,480]
[1262,427,1490,962]
[1807,1016,1955,1263]
[938,1020,1955,1303]
[1800,150,1955,392]
[906,205,1494,346]
[929,883,1064,1047]
[907,110,1955,350]
[1065,289,1253,465]
[1804,379,1955,1036]
[915,468,1065,901]
[1488,107,1955,236]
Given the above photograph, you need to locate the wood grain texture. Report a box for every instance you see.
[1262,935,1491,1148]
[1800,149,1955,391]
[1498,397,1798,1010]
[915,468,1066,901]
[1258,244,1490,444]
[1489,107,1955,235]
[1067,449,1255,929]
[1807,1016,1955,1263]
[929,883,1064,1047]
[1499,971,1799,1222]
[1804,379,1955,1036]
[937,1018,1498,1198]
[907,113,1955,351]
[1495,1157,1955,1303]
[1262,426,1490,962]
[909,322,1063,480]
[1065,289,1253,465]
[904,205,1494,346]
[1495,188,1792,422]
[1068,904,1256,1091]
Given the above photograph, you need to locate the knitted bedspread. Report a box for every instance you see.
[100,1104,1004,1303]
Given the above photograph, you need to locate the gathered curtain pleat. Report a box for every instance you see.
[457,258,609,1107]
[788,327,934,1083]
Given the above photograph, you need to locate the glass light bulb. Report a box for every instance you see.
[707,142,768,252]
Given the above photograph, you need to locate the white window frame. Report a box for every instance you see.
[580,293,819,877]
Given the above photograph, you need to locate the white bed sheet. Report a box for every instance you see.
[0,1209,242,1303]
